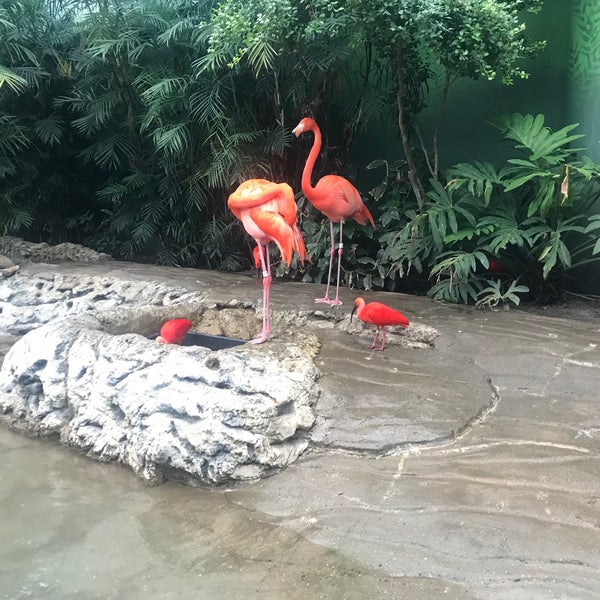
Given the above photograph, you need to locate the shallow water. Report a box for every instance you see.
[1,428,438,600]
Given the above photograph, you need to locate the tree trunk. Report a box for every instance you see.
[395,46,425,209]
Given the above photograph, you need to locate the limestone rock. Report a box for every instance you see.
[0,254,19,278]
[0,271,209,336]
[0,314,320,485]
[0,236,110,263]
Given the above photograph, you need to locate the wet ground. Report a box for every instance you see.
[1,261,599,599]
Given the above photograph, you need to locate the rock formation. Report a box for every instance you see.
[0,240,321,485]
[0,311,320,485]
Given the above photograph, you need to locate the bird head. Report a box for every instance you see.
[155,318,193,345]
[350,297,361,323]
[292,117,315,137]
[350,297,366,323]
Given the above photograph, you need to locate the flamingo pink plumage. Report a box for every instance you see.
[351,297,409,351]
[155,318,193,344]
[293,117,375,306]
[228,178,307,344]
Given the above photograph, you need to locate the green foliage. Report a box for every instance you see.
[343,0,545,206]
[375,114,600,305]
[0,0,298,266]
[2,0,593,312]
[476,278,530,309]
[0,0,549,285]
[0,0,86,239]
[204,0,298,74]
[585,215,600,256]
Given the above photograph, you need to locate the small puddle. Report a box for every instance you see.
[152,332,246,350]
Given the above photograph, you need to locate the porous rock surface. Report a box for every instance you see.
[0,263,321,485]
[0,235,110,263]
[0,255,19,278]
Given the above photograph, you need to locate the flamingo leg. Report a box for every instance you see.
[315,221,336,305]
[330,221,344,306]
[251,244,271,344]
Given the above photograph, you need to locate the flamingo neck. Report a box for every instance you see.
[301,123,321,200]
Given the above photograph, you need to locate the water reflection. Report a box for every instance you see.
[0,428,417,600]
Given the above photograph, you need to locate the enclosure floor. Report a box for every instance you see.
[1,260,600,600]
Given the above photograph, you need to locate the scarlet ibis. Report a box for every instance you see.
[155,318,193,344]
[252,245,262,269]
[228,178,307,344]
[351,297,409,351]
[293,117,374,307]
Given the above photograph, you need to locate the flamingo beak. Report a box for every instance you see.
[292,123,303,137]
[350,305,357,323]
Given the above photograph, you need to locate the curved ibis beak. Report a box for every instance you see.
[350,305,357,323]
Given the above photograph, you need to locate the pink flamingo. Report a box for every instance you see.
[293,117,375,306]
[228,178,307,343]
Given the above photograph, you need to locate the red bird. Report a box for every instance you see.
[155,318,192,345]
[351,297,409,351]
[293,117,375,307]
[228,178,307,344]
[252,245,262,269]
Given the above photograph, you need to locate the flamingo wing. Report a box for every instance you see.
[248,208,295,266]
[313,176,374,226]
[227,179,281,218]
[271,182,297,226]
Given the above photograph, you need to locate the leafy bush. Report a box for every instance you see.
[345,0,545,207]
[376,114,600,305]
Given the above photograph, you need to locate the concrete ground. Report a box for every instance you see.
[1,261,599,599]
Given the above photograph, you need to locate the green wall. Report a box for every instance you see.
[356,0,573,171]
[568,0,600,292]
[569,0,600,163]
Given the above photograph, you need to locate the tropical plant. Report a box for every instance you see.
[377,113,600,305]
[345,0,545,208]
[476,278,530,309]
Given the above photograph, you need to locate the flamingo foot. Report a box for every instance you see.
[249,333,269,344]
[315,297,343,306]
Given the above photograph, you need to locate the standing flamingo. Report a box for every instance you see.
[293,117,375,306]
[155,318,193,344]
[228,178,307,344]
[351,297,409,351]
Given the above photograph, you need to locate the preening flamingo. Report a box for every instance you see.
[293,117,375,306]
[155,318,193,344]
[228,178,307,344]
[351,297,409,351]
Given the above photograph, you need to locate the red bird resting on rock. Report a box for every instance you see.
[351,297,409,351]
[293,116,375,307]
[228,178,307,344]
[155,318,192,345]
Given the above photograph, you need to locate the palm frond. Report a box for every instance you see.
[246,37,277,75]
[33,114,65,145]
[157,17,197,46]
[0,115,31,156]
[153,123,190,155]
[187,78,226,125]
[0,65,28,92]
